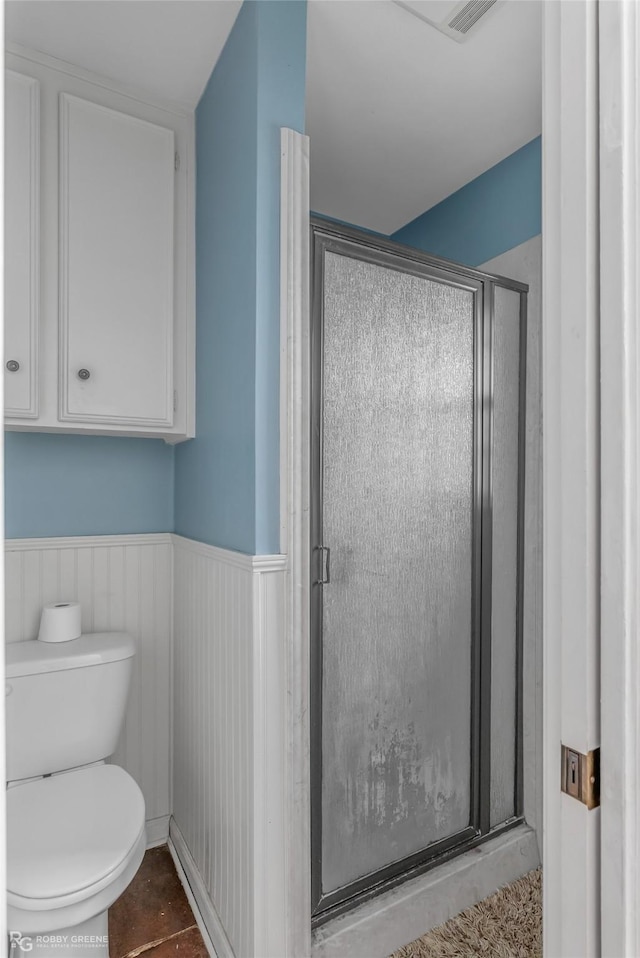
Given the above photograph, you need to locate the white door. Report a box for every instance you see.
[598,1,640,954]
[543,1,640,955]
[59,93,175,428]
[5,70,39,419]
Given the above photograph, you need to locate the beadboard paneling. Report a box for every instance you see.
[172,535,287,958]
[5,534,173,835]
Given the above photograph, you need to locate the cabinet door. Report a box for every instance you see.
[5,71,39,418]
[59,93,175,427]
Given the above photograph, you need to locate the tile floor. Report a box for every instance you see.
[109,845,209,957]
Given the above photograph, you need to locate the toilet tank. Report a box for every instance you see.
[5,632,136,782]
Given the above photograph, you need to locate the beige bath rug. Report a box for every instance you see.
[390,868,542,958]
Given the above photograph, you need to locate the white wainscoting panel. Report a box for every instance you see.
[172,536,287,958]
[5,534,173,840]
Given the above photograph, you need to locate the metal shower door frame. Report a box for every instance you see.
[309,217,528,922]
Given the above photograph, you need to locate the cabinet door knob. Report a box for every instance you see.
[6,360,19,372]
[77,368,91,380]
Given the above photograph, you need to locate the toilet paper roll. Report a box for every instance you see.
[38,602,82,643]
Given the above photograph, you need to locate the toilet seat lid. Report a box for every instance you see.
[7,764,145,902]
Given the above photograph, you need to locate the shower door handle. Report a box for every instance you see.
[314,546,331,586]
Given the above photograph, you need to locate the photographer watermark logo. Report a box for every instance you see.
[8,933,32,952]
[9,932,109,952]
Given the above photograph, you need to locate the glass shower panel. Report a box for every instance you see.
[320,251,476,895]
[489,285,522,827]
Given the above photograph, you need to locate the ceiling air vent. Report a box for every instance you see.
[394,0,506,43]
[449,0,498,33]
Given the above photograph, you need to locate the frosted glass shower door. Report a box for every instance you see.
[312,238,484,913]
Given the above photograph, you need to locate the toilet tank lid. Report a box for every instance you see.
[6,632,136,678]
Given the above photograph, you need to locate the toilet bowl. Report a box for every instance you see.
[5,632,145,958]
[8,765,146,951]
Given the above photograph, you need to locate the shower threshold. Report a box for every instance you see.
[311,822,539,958]
[312,817,524,929]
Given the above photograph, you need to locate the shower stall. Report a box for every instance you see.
[310,219,527,920]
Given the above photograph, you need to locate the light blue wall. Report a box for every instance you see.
[254,2,307,553]
[174,0,307,555]
[392,137,541,267]
[5,432,174,539]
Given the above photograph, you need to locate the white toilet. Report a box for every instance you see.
[6,632,146,958]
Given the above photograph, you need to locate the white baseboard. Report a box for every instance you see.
[145,815,170,848]
[169,818,234,958]
[312,824,540,958]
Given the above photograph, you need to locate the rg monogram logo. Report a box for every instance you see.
[9,933,33,952]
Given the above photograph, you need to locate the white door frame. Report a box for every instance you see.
[542,0,640,955]
[541,2,601,955]
[598,1,640,954]
[1,27,8,951]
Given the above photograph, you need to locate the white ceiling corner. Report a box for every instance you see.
[4,0,242,110]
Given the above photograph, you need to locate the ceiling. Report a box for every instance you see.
[306,0,542,233]
[5,0,542,235]
[5,1,242,109]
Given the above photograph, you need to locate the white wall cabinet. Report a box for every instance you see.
[60,94,175,428]
[5,48,195,442]
[5,70,40,419]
